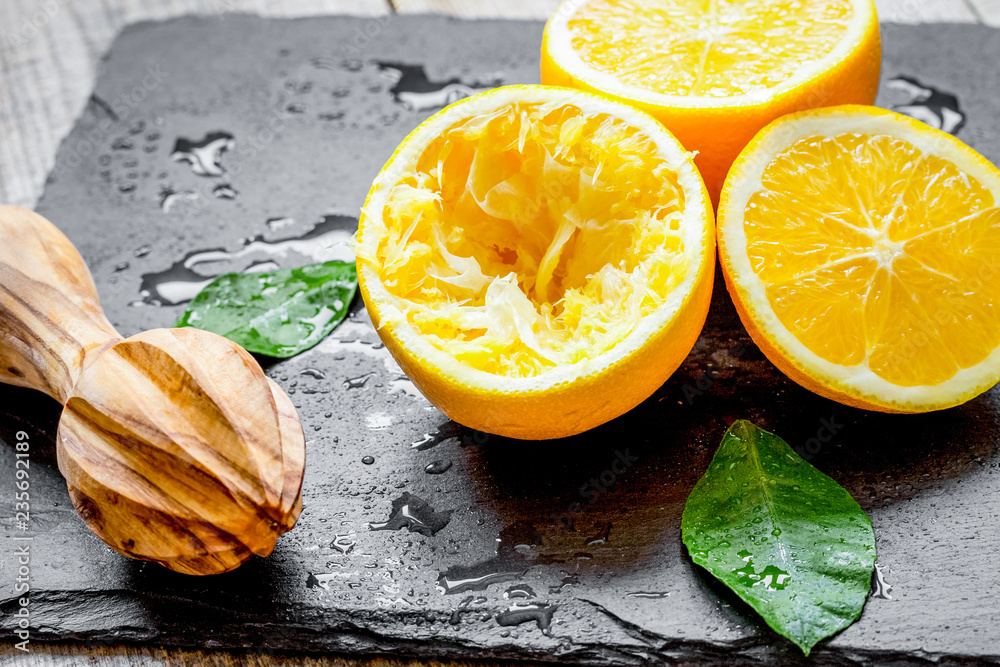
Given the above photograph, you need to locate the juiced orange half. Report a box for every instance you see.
[357,86,715,438]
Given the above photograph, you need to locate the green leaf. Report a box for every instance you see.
[175,261,358,358]
[681,420,876,655]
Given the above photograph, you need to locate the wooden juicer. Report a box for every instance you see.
[0,206,305,575]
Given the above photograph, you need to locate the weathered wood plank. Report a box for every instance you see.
[392,0,562,19]
[966,0,1000,26]
[875,0,979,23]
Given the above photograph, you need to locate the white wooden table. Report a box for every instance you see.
[0,0,995,664]
[0,0,994,210]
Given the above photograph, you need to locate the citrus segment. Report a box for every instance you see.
[542,0,881,204]
[719,106,1000,412]
[358,86,715,439]
[565,0,854,98]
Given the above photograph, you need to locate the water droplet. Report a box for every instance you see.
[504,584,536,600]
[212,183,239,200]
[171,131,234,177]
[362,456,375,465]
[300,368,327,380]
[158,185,199,213]
[626,591,670,599]
[424,459,452,475]
[871,562,893,600]
[345,372,378,390]
[331,531,357,554]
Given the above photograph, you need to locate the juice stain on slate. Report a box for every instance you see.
[369,492,453,537]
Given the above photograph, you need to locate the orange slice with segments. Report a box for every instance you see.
[718,105,1000,412]
[541,0,882,204]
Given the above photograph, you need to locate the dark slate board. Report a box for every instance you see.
[1,14,999,666]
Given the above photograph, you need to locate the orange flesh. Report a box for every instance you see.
[745,133,1000,386]
[373,102,690,378]
[566,0,853,97]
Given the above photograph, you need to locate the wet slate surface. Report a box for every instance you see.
[1,14,999,666]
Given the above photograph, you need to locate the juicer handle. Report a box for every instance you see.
[0,206,122,403]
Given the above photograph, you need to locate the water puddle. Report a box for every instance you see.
[886,76,965,135]
[504,584,536,600]
[731,550,791,592]
[134,213,356,306]
[369,492,453,537]
[171,131,235,177]
[496,602,558,634]
[374,61,502,113]
[306,568,360,590]
[330,531,357,555]
[436,521,544,595]
[871,562,893,600]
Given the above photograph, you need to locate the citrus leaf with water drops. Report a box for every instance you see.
[175,261,357,358]
[681,420,876,656]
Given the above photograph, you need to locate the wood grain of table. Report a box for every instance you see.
[0,0,995,664]
[0,0,993,211]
